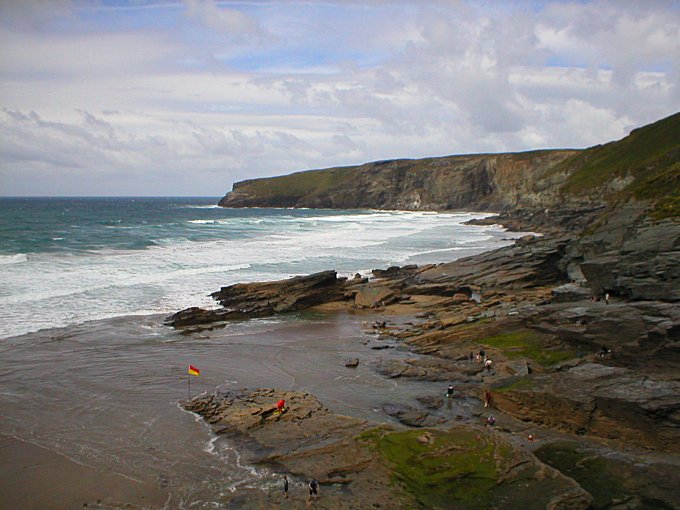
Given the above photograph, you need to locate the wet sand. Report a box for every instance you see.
[0,435,169,510]
[0,310,459,508]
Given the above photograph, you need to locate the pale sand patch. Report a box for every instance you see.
[0,435,169,510]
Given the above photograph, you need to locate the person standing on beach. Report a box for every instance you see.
[283,475,289,499]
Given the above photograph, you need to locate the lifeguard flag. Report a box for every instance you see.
[188,365,200,376]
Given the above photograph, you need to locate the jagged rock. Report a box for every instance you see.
[492,363,680,451]
[528,301,680,363]
[505,359,530,376]
[535,441,680,510]
[552,283,593,303]
[166,270,347,327]
[211,269,344,310]
[416,395,444,410]
[419,235,575,290]
[381,403,441,427]
[354,284,396,308]
[577,213,680,302]
[345,358,359,368]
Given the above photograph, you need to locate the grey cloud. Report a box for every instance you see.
[1,1,678,195]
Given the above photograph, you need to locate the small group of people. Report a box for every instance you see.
[590,292,611,304]
[595,346,611,358]
[473,348,493,372]
[282,475,319,501]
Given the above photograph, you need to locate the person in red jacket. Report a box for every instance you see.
[277,399,286,413]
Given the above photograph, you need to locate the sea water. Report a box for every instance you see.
[0,197,518,339]
[0,197,523,507]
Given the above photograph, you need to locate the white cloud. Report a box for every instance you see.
[0,0,678,196]
[184,0,267,41]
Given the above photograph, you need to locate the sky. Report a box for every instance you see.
[0,0,678,196]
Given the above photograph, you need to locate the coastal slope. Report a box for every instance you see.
[219,112,679,226]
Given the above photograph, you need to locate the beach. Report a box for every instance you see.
[0,310,462,508]
[0,435,170,509]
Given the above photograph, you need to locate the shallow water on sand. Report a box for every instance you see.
[0,311,473,508]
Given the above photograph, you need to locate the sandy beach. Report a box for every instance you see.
[0,435,169,509]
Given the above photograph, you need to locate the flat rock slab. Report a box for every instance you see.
[184,387,592,509]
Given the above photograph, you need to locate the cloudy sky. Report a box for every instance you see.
[0,0,678,196]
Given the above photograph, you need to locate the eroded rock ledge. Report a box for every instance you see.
[184,388,592,509]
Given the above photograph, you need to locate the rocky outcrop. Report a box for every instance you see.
[418,234,575,290]
[492,363,680,452]
[165,270,349,327]
[184,388,592,509]
[576,214,680,302]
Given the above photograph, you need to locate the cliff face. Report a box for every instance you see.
[217,112,680,303]
[219,112,679,224]
[220,149,579,212]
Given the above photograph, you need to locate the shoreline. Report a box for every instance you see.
[3,202,679,507]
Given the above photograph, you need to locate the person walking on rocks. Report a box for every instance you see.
[308,478,319,501]
[446,385,454,398]
[484,389,493,408]
[283,475,289,499]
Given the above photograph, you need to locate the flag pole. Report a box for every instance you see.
[188,373,191,400]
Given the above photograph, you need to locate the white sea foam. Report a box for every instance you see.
[0,210,516,339]
[0,253,28,265]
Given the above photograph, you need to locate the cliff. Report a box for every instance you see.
[219,149,579,212]
[219,112,679,224]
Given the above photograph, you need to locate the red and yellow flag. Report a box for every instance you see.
[188,365,200,376]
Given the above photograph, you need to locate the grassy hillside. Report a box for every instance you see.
[224,112,679,218]
[557,112,680,219]
[234,165,357,201]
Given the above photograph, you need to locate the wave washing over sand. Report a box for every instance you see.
[0,198,521,339]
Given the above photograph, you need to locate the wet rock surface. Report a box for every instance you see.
[184,388,592,509]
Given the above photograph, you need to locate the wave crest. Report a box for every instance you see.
[0,253,28,265]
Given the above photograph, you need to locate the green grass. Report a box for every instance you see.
[240,166,357,201]
[553,112,680,219]
[360,428,508,509]
[478,329,574,366]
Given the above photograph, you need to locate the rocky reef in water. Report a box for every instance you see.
[170,112,680,508]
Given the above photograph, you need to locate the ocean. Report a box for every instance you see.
[0,197,524,508]
[0,197,518,340]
